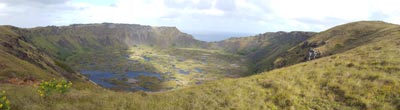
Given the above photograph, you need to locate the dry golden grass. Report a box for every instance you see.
[1,22,399,110]
[0,21,399,110]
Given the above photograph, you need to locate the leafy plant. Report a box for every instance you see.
[0,91,10,110]
[37,79,72,97]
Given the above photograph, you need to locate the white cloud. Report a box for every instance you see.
[0,3,6,16]
[0,3,5,8]
[0,0,400,34]
[60,0,167,25]
[369,0,400,24]
[270,0,370,20]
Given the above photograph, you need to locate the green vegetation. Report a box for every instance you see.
[23,24,206,61]
[0,91,11,110]
[1,34,399,109]
[209,31,315,72]
[0,21,399,109]
[0,26,67,81]
[37,79,72,97]
[54,60,74,73]
[66,46,250,90]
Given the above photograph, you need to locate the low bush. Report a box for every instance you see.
[0,91,10,110]
[37,79,72,97]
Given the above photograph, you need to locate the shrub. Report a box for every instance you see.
[37,79,72,97]
[335,44,344,49]
[0,91,11,110]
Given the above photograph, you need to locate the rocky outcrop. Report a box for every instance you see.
[300,41,323,61]
[307,48,321,61]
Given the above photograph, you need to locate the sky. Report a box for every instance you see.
[0,0,400,41]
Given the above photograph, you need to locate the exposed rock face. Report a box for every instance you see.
[307,48,321,61]
[299,41,323,61]
[20,23,208,60]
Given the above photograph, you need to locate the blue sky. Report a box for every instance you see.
[0,0,400,41]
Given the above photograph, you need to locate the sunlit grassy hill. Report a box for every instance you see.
[274,21,399,69]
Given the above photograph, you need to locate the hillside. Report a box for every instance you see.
[10,23,251,91]
[12,23,316,75]
[211,31,315,72]
[0,26,80,81]
[273,21,399,69]
[21,23,207,60]
[1,22,400,110]
[0,21,399,110]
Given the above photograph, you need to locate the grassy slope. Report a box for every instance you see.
[274,21,399,69]
[1,22,399,110]
[0,50,54,80]
[0,26,65,80]
[211,31,315,73]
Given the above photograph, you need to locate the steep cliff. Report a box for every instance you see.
[21,23,207,60]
